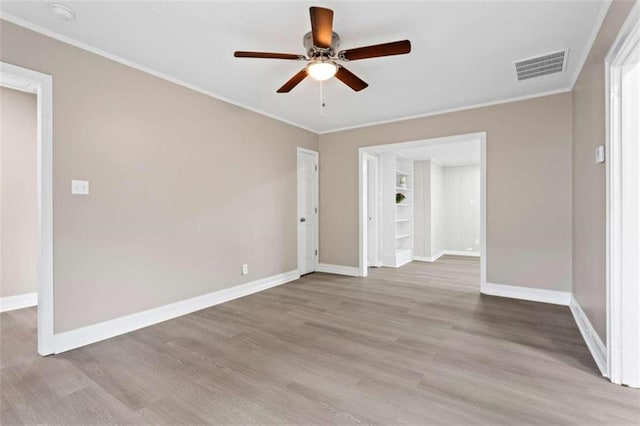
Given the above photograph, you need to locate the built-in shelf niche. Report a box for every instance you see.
[381,152,414,267]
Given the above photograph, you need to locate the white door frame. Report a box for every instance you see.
[0,61,54,356]
[358,131,487,286]
[364,152,381,267]
[605,1,640,388]
[297,147,319,274]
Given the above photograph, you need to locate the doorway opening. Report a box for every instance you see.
[0,62,54,356]
[358,132,487,291]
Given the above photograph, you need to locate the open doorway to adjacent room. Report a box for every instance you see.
[358,132,486,290]
[0,62,54,356]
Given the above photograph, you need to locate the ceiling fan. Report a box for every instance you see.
[234,6,411,93]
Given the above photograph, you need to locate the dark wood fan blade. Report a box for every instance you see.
[234,51,304,60]
[310,7,333,49]
[277,69,308,93]
[335,66,368,92]
[339,40,411,61]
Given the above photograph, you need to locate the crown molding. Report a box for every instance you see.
[318,87,573,135]
[0,12,318,134]
[2,12,586,136]
[570,0,612,88]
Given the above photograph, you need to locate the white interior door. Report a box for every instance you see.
[297,148,318,275]
[366,154,380,267]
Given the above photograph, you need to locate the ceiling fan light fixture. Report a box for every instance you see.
[307,60,338,81]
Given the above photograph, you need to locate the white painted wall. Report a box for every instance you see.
[430,161,446,256]
[414,162,428,257]
[414,161,480,258]
[444,165,481,253]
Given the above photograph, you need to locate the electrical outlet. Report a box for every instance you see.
[71,180,89,195]
[475,238,480,245]
[242,264,249,275]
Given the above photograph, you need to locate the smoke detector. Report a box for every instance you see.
[49,4,75,21]
[514,49,568,81]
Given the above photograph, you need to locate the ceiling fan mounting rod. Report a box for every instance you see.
[303,31,340,58]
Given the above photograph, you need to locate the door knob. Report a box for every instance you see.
[300,218,306,222]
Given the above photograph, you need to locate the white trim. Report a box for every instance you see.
[358,132,487,290]
[358,148,368,277]
[570,295,607,376]
[53,270,299,354]
[316,263,361,277]
[443,250,480,257]
[297,147,319,275]
[571,1,612,88]
[319,88,571,135]
[413,251,445,263]
[480,138,488,293]
[605,0,640,388]
[0,292,38,313]
[0,12,316,135]
[0,62,54,356]
[482,283,571,306]
[413,250,479,262]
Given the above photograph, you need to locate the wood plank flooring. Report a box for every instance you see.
[1,256,638,424]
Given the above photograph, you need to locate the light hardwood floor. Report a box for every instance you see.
[1,256,638,424]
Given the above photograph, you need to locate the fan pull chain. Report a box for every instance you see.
[320,80,324,117]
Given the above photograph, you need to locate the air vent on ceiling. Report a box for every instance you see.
[514,49,568,81]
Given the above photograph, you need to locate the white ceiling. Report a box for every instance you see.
[397,139,480,166]
[1,1,607,133]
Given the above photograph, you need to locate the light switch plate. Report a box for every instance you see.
[71,180,89,195]
[595,146,605,164]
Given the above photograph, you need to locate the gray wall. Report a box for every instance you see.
[0,87,37,298]
[0,21,318,333]
[572,0,635,341]
[319,93,573,292]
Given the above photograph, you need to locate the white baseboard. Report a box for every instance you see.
[569,295,607,376]
[482,282,571,306]
[413,250,444,262]
[0,292,38,313]
[443,250,480,257]
[414,250,480,263]
[316,263,361,277]
[53,270,299,354]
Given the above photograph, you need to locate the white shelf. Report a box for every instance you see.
[381,152,414,268]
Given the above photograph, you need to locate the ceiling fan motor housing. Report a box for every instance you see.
[304,31,341,57]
